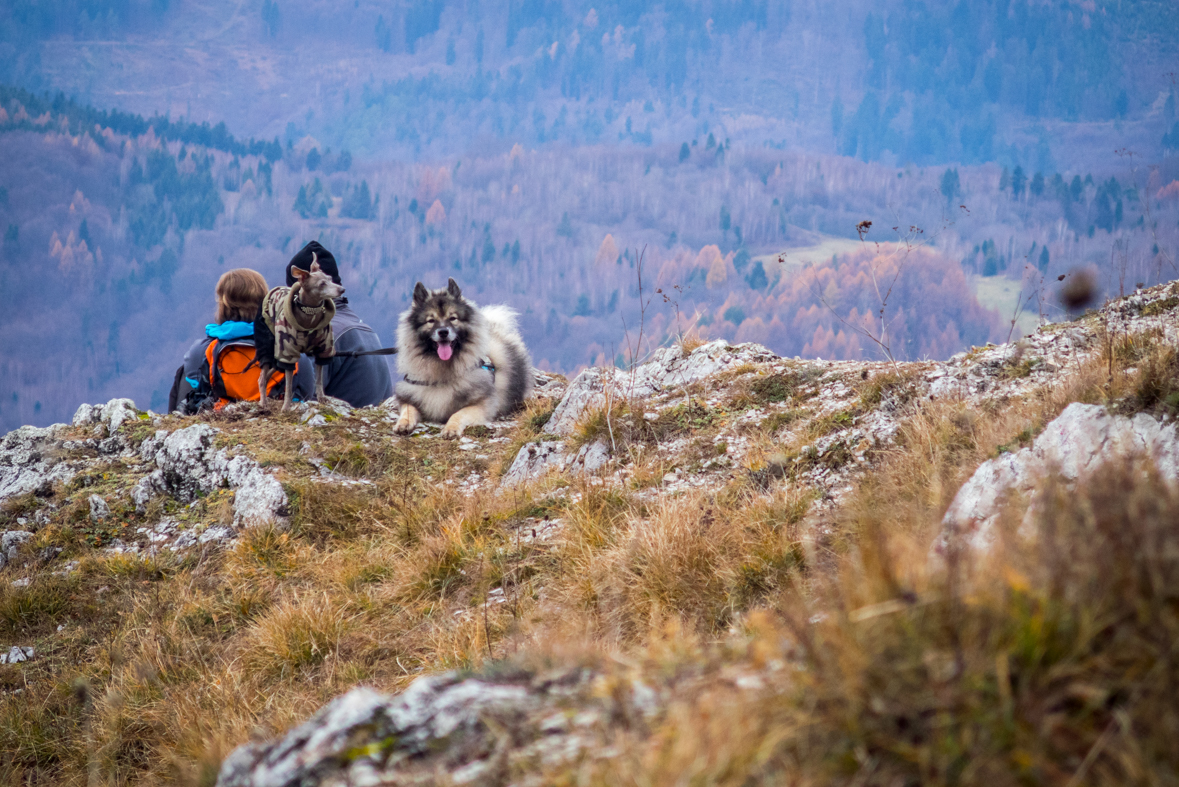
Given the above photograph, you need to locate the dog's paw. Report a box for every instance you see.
[439,423,464,439]
[393,418,416,435]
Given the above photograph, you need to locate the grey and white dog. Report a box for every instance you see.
[393,278,532,438]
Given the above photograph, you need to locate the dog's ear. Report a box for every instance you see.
[291,266,309,282]
[413,282,429,304]
[309,260,321,274]
[447,277,462,298]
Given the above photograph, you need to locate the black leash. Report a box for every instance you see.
[334,346,399,358]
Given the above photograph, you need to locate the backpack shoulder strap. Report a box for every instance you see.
[168,365,185,414]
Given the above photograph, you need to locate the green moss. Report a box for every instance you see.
[762,410,802,433]
[1141,295,1179,317]
[750,367,823,403]
[999,356,1035,379]
[996,426,1036,455]
[810,409,856,438]
[651,399,715,436]
[526,403,558,433]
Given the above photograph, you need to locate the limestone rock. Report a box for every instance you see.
[569,440,610,475]
[215,670,619,787]
[88,494,110,523]
[626,339,776,398]
[0,646,34,665]
[222,454,288,528]
[503,441,568,485]
[101,398,138,435]
[72,403,100,427]
[152,424,222,502]
[544,341,775,435]
[0,530,33,569]
[73,398,138,435]
[940,403,1179,552]
[0,424,74,502]
[130,476,155,514]
[502,440,610,485]
[544,367,622,437]
[149,424,287,528]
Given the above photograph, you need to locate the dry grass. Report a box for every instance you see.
[570,461,1179,786]
[241,592,355,679]
[4,322,1178,785]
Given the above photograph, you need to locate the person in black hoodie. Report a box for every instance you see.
[285,241,393,408]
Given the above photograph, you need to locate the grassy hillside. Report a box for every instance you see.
[1,282,1178,784]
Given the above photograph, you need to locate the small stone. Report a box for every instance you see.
[89,494,110,523]
[2,530,33,567]
[131,476,155,514]
[6,646,26,663]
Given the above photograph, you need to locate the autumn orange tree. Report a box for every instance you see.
[724,247,1002,361]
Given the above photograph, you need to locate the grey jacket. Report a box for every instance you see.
[301,300,394,408]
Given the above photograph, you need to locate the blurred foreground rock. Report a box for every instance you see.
[216,668,653,787]
[940,402,1179,553]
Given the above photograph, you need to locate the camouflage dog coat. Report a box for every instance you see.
[259,283,336,369]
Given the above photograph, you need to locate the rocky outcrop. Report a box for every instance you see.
[216,668,653,787]
[544,340,777,436]
[0,424,76,500]
[1,400,289,559]
[0,646,35,664]
[73,398,139,435]
[940,403,1179,552]
[139,423,288,528]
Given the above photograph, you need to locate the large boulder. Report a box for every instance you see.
[940,403,1179,553]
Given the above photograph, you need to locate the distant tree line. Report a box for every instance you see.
[0,85,283,161]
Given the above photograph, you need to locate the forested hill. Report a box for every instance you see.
[4,84,1179,433]
[1,0,1176,168]
[0,86,283,161]
[1,0,1178,432]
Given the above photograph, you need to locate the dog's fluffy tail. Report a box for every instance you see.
[480,304,533,414]
[480,304,522,341]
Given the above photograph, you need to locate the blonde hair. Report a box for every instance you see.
[215,269,268,323]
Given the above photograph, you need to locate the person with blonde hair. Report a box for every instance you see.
[169,268,311,413]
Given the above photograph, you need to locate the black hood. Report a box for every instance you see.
[286,240,341,286]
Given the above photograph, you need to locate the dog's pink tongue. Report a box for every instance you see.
[437,343,453,361]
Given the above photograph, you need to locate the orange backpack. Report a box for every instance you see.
[191,338,291,412]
